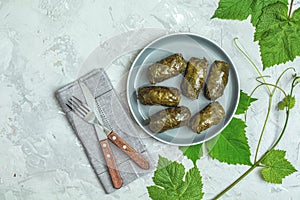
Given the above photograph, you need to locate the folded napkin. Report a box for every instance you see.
[55,68,152,193]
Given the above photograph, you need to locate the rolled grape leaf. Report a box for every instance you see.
[204,61,229,100]
[149,106,191,133]
[148,53,187,84]
[138,86,181,107]
[189,102,225,134]
[181,57,208,99]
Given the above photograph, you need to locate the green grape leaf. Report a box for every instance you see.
[179,167,204,200]
[206,118,252,165]
[278,95,295,110]
[212,0,300,68]
[152,156,185,191]
[147,186,171,200]
[212,0,252,20]
[212,0,287,25]
[179,144,203,166]
[250,0,287,26]
[254,3,300,69]
[236,90,257,115]
[261,150,297,184]
[147,156,204,200]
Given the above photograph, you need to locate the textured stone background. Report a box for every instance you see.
[0,0,300,199]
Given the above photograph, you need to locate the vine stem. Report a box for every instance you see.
[213,156,263,200]
[233,38,271,94]
[234,38,273,162]
[245,83,288,122]
[214,76,299,199]
[253,96,272,162]
[289,0,294,19]
[271,77,298,149]
[233,38,294,162]
[214,97,292,200]
[254,68,295,162]
[213,38,298,199]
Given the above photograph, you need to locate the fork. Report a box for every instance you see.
[66,96,150,169]
[66,96,150,186]
[66,96,111,134]
[66,96,123,189]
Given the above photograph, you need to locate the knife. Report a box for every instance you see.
[77,83,121,189]
[94,124,123,189]
[79,82,150,170]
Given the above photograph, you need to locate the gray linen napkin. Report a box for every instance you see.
[55,68,152,193]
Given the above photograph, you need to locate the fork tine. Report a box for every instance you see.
[68,98,86,114]
[66,100,85,118]
[67,98,87,117]
[65,101,73,110]
[68,97,82,109]
[71,96,90,113]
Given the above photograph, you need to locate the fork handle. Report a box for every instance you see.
[99,139,123,189]
[107,131,150,170]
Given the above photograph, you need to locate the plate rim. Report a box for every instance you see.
[126,32,240,146]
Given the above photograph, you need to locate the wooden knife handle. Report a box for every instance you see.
[107,131,150,170]
[99,139,123,189]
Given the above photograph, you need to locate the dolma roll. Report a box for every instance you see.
[189,102,225,134]
[148,53,187,84]
[204,61,229,100]
[149,106,191,133]
[181,57,208,99]
[138,86,181,107]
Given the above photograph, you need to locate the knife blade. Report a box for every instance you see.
[79,81,150,170]
[79,82,106,127]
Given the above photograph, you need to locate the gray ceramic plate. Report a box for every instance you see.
[127,33,239,146]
